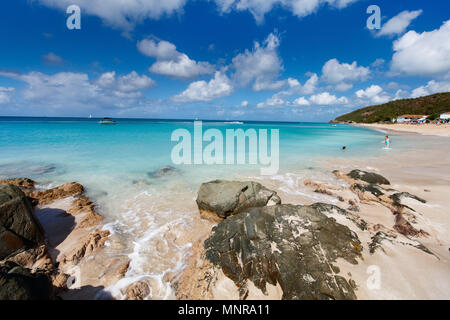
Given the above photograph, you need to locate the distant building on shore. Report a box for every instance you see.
[440,112,450,120]
[396,115,428,123]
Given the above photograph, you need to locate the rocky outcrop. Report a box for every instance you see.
[393,213,428,237]
[204,204,361,300]
[333,170,431,243]
[184,170,437,300]
[346,169,391,185]
[389,192,426,210]
[0,178,36,195]
[368,231,436,257]
[0,185,45,260]
[60,230,110,265]
[310,202,368,231]
[67,196,103,229]
[350,183,389,204]
[333,169,391,186]
[175,238,217,300]
[29,182,103,230]
[125,281,151,300]
[0,178,114,300]
[30,182,84,205]
[304,179,344,197]
[4,244,53,272]
[196,180,281,222]
[0,261,55,300]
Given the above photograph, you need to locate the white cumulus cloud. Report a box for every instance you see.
[377,10,422,37]
[411,80,450,98]
[173,71,233,102]
[355,85,390,104]
[257,90,348,108]
[96,71,155,96]
[286,73,319,95]
[256,96,287,108]
[321,59,370,90]
[38,0,359,30]
[38,0,187,31]
[391,20,450,76]
[232,33,284,91]
[138,38,214,79]
[309,92,348,105]
[214,0,358,23]
[292,96,310,106]
[0,70,155,109]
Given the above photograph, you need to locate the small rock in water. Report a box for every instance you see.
[132,179,151,186]
[147,165,178,178]
[125,281,151,300]
[0,162,58,179]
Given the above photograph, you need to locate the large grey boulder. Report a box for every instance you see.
[196,180,281,222]
[204,203,362,300]
[0,185,44,260]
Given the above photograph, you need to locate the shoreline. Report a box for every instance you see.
[0,179,130,300]
[355,123,450,137]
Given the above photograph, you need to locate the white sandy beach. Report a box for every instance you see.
[310,133,450,299]
[357,123,450,137]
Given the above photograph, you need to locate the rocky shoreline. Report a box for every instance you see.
[176,169,445,300]
[1,167,448,300]
[0,178,128,299]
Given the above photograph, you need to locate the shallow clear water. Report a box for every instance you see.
[0,117,409,299]
[0,117,402,182]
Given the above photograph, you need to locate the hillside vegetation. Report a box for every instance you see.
[334,92,450,123]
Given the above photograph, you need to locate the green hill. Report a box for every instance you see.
[333,92,450,123]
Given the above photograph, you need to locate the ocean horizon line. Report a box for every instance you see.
[0,115,336,125]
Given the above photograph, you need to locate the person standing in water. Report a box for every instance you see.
[384,135,391,149]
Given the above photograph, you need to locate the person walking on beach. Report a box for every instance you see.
[384,135,391,149]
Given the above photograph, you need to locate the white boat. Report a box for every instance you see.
[99,117,116,125]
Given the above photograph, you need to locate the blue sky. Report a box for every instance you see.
[0,0,449,121]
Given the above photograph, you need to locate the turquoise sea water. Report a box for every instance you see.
[0,117,409,299]
[0,117,401,184]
